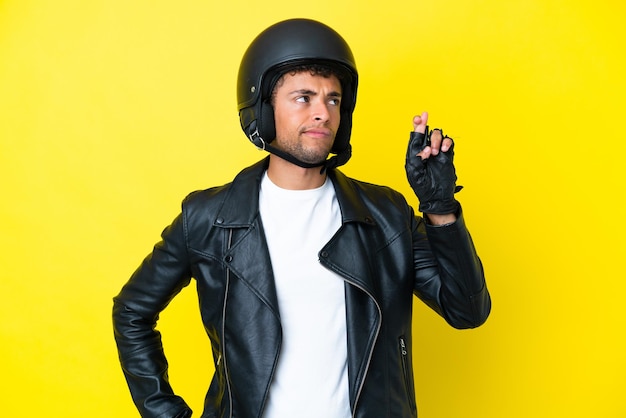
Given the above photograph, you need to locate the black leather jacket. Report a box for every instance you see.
[113,158,491,418]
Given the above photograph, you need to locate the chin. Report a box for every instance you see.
[302,150,332,164]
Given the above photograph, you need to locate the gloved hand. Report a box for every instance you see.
[405,125,462,215]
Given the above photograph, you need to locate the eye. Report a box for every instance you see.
[295,96,310,103]
[329,98,341,106]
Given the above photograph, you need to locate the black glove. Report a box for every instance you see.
[405,126,462,215]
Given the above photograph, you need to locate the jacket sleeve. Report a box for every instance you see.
[112,211,194,418]
[412,207,491,329]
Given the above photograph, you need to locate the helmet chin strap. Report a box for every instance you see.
[265,142,348,174]
[248,128,345,173]
[264,142,326,169]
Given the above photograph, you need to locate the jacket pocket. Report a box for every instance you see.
[399,335,416,411]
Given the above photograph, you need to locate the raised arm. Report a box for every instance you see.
[406,111,491,328]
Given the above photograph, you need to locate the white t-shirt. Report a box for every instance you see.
[259,172,351,418]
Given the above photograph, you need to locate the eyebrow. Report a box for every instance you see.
[289,89,342,97]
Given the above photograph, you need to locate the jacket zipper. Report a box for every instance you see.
[399,336,416,411]
[339,277,382,418]
[221,229,234,418]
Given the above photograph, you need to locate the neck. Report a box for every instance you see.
[266,154,327,190]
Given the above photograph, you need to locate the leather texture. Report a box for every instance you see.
[113,158,491,418]
[405,128,462,215]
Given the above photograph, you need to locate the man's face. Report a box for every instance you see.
[272,71,342,165]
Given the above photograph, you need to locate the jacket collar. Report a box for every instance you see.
[215,158,377,227]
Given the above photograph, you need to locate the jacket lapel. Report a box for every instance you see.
[214,159,280,316]
[327,169,382,298]
[325,169,384,408]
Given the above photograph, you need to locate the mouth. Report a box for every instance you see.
[302,128,333,139]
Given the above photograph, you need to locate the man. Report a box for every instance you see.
[113,18,491,418]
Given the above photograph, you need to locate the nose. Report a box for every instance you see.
[311,99,330,123]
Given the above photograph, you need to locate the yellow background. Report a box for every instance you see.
[1,0,624,416]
